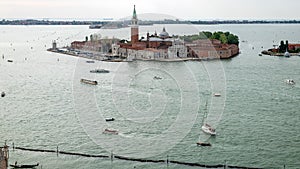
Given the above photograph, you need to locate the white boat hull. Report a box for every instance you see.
[201,125,216,136]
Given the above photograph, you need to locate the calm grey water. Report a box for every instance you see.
[0,24,300,169]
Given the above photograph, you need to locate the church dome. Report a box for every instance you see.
[159,27,169,38]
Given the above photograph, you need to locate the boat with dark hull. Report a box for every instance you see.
[103,128,118,135]
[90,69,110,73]
[196,142,211,147]
[80,79,98,85]
[10,162,39,168]
[105,118,115,122]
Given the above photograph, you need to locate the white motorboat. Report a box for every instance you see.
[201,102,216,136]
[214,93,221,97]
[201,123,216,136]
[285,79,295,85]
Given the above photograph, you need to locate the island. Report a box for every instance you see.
[261,40,300,57]
[47,5,239,62]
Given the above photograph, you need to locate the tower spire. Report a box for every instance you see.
[133,5,137,19]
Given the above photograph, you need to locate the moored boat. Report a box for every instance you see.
[80,79,98,85]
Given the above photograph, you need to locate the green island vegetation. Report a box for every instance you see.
[177,31,239,45]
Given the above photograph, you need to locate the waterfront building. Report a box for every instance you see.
[186,39,239,59]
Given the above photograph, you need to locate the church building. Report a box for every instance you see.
[112,5,188,61]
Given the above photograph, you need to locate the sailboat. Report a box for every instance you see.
[201,102,216,136]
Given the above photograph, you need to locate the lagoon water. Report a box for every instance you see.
[0,24,300,169]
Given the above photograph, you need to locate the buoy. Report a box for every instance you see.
[1,92,5,97]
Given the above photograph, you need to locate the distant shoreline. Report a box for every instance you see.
[1,19,300,26]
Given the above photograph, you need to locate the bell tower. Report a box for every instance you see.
[131,5,139,44]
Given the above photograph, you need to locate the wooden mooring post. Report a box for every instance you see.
[0,141,9,169]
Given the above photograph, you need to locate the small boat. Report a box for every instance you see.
[1,92,5,97]
[201,102,216,136]
[86,60,95,63]
[90,69,110,73]
[153,76,162,80]
[80,79,98,85]
[103,128,118,135]
[10,162,39,168]
[214,93,221,97]
[105,118,115,122]
[7,59,13,62]
[285,79,295,85]
[201,124,216,136]
[258,54,262,56]
[196,142,211,147]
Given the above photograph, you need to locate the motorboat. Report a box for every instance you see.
[196,142,211,147]
[285,79,295,85]
[105,118,115,122]
[201,102,217,136]
[214,93,221,97]
[103,128,118,135]
[10,162,39,168]
[201,123,216,136]
[80,79,98,85]
[153,76,162,80]
[90,69,110,73]
[86,60,95,63]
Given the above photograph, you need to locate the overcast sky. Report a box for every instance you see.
[1,0,300,20]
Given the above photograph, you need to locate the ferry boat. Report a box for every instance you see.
[90,69,109,73]
[103,128,118,135]
[80,79,98,85]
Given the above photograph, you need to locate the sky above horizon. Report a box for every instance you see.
[1,0,300,20]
